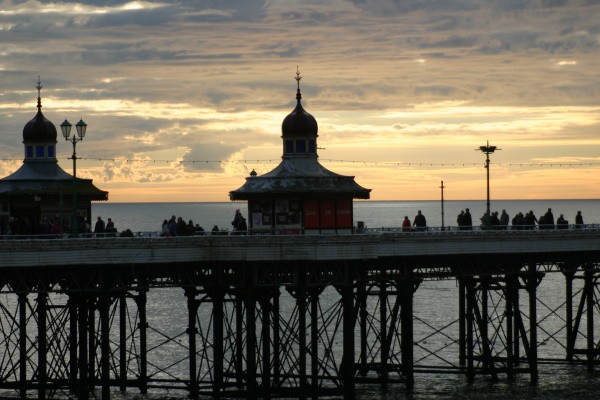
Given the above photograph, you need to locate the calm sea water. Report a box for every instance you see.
[85,200,600,398]
[93,199,600,234]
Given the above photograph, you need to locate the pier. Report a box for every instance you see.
[0,228,599,399]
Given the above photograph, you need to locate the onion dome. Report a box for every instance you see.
[23,78,57,143]
[281,68,318,138]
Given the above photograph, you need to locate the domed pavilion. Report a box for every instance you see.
[229,70,371,234]
[0,79,108,235]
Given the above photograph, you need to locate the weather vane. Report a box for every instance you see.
[295,66,302,89]
[36,76,43,109]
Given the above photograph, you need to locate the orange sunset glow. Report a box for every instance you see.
[1,1,599,202]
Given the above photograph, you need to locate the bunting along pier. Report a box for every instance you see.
[0,229,600,399]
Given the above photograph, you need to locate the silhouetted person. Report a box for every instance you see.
[464,208,472,230]
[499,210,509,230]
[457,210,465,230]
[557,214,568,229]
[94,216,105,235]
[402,216,411,232]
[541,208,554,230]
[413,210,427,231]
[525,211,538,230]
[575,211,584,229]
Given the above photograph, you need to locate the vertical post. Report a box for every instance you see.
[78,297,89,400]
[88,299,96,390]
[358,283,368,376]
[527,263,538,383]
[310,290,318,399]
[119,293,127,392]
[69,295,78,392]
[186,288,199,399]
[400,280,414,389]
[506,275,515,379]
[235,292,244,388]
[273,290,281,390]
[100,291,111,400]
[379,283,388,384]
[585,267,594,373]
[565,271,574,362]
[18,293,27,398]
[213,288,224,399]
[466,280,475,382]
[342,283,355,400]
[440,180,445,231]
[458,280,466,366]
[37,291,47,400]
[262,294,272,399]
[246,288,257,397]
[297,284,307,399]
[137,290,148,394]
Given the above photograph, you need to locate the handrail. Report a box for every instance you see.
[0,224,599,240]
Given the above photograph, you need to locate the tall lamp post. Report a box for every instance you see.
[60,119,87,238]
[478,141,500,216]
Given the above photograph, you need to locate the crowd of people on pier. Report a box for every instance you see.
[396,209,586,232]
[157,209,248,237]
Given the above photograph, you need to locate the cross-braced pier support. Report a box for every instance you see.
[459,265,542,383]
[2,258,600,398]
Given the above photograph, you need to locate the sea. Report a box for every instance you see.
[93,199,600,234]
[89,200,600,399]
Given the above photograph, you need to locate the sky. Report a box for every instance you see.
[0,0,599,202]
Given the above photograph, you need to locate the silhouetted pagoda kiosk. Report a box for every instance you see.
[230,69,370,234]
[0,79,107,235]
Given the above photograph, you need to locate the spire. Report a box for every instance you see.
[295,66,302,102]
[36,76,43,111]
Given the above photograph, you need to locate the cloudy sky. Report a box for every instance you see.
[1,0,599,202]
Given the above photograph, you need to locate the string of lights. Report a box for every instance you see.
[1,157,599,167]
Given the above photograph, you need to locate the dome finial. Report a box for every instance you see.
[36,76,43,111]
[295,66,302,102]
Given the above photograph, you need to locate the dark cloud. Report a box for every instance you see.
[183,142,243,172]
[414,85,458,97]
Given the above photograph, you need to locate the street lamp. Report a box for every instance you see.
[477,141,500,216]
[60,119,87,238]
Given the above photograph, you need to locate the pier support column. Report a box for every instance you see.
[37,291,47,400]
[564,269,574,362]
[297,280,307,399]
[18,293,27,399]
[212,287,224,399]
[465,279,475,382]
[458,280,466,367]
[185,288,199,399]
[88,299,96,390]
[585,266,595,373]
[136,289,148,394]
[272,289,281,391]
[99,289,111,400]
[78,297,89,400]
[400,278,415,389]
[341,278,355,400]
[260,292,272,399]
[526,263,539,383]
[246,288,257,397]
[358,283,368,376]
[119,293,127,392]
[379,282,388,385]
[69,295,78,392]
[235,292,244,389]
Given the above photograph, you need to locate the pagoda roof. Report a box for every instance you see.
[229,158,371,200]
[0,163,108,200]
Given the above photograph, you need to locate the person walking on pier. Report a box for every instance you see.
[413,210,427,231]
[525,211,538,230]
